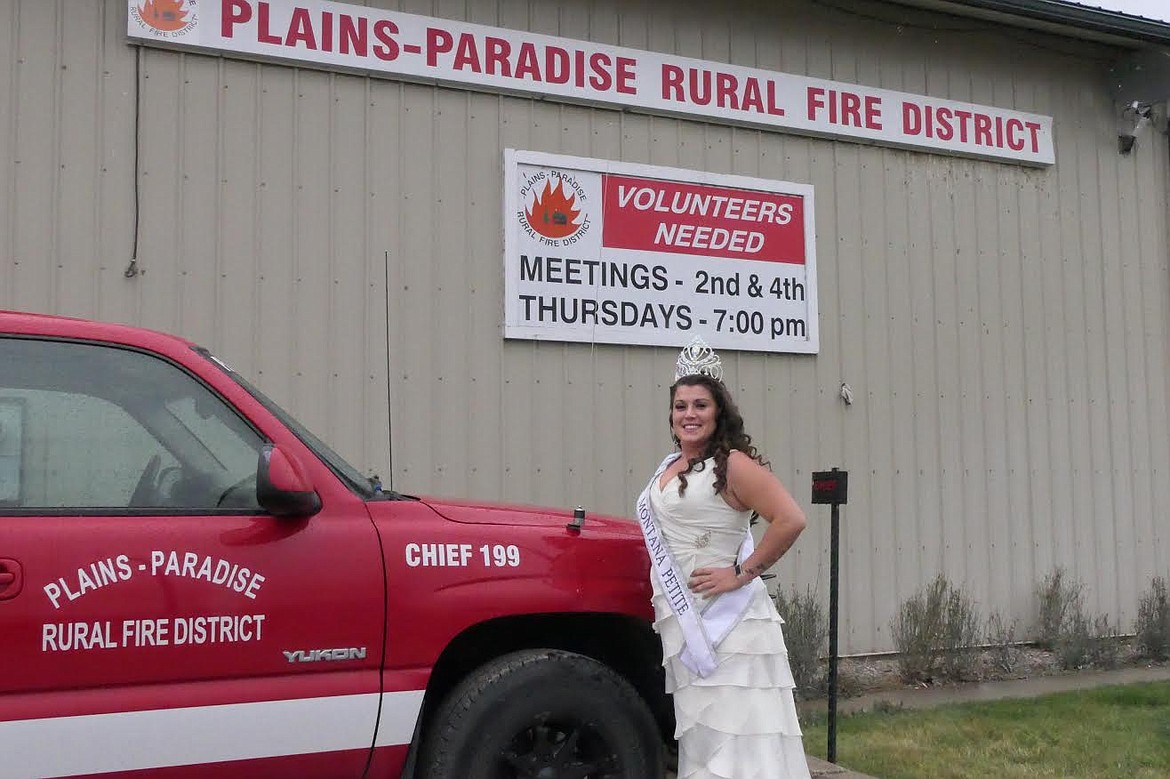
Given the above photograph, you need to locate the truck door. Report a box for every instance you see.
[0,336,385,779]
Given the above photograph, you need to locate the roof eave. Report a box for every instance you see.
[943,0,1170,46]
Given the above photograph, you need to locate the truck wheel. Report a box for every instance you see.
[421,649,664,779]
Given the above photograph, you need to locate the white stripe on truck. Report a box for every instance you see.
[2,690,424,779]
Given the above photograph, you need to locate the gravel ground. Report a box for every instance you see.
[817,641,1153,699]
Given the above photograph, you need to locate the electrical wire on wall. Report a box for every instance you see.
[125,45,142,279]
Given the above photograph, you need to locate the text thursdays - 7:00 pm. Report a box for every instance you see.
[516,294,807,340]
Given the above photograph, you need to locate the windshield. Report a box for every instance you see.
[194,347,387,500]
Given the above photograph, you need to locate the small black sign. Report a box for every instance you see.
[811,470,848,504]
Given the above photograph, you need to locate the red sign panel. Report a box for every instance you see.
[601,174,806,264]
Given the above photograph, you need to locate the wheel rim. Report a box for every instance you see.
[497,711,623,779]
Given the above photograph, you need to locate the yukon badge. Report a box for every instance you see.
[283,647,368,663]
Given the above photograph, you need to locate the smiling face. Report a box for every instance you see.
[671,383,719,452]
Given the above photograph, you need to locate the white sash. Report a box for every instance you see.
[636,453,764,677]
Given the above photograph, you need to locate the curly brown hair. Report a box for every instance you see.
[669,374,768,496]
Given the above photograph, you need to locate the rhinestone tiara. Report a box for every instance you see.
[675,335,723,382]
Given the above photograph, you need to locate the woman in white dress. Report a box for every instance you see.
[636,337,811,779]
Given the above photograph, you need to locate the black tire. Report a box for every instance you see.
[420,649,664,779]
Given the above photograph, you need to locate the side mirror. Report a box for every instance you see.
[257,444,322,518]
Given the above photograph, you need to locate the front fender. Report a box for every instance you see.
[369,500,652,670]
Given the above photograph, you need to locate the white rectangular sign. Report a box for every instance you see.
[504,150,818,355]
[128,0,1055,165]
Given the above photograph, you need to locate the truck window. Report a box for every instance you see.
[193,347,386,499]
[0,337,266,513]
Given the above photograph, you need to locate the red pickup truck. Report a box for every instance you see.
[0,311,669,778]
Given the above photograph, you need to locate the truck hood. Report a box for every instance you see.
[418,497,640,536]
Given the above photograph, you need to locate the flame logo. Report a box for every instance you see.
[525,177,583,239]
[137,0,190,32]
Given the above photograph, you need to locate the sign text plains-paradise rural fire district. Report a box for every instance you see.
[127,0,1055,165]
[504,151,819,355]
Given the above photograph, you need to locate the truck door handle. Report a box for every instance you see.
[0,559,23,599]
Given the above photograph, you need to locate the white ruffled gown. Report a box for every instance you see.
[650,458,811,779]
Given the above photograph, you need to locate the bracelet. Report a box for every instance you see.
[734,562,742,577]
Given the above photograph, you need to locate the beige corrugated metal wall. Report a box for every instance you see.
[2,0,1169,654]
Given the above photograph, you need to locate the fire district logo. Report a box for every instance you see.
[518,169,591,247]
[131,0,198,38]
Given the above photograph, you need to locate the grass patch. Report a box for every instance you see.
[802,681,1170,778]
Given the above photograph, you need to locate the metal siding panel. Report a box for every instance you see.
[884,149,921,611]
[1079,95,1116,620]
[1045,81,1078,589]
[528,339,568,508]
[931,154,966,597]
[906,160,939,589]
[363,150,393,485]
[393,83,437,491]
[217,59,261,366]
[811,179,848,611]
[496,98,535,504]
[954,153,984,597]
[1096,116,1132,622]
[973,72,1010,617]
[949,63,987,605]
[1117,156,1151,615]
[328,76,376,472]
[796,26,842,620]
[1064,84,1102,614]
[863,50,905,643]
[11,0,59,312]
[0,0,14,309]
[856,141,891,649]
[95,3,144,327]
[172,53,219,337]
[1018,166,1051,596]
[826,9,876,655]
[254,65,299,409]
[1107,136,1157,626]
[991,49,1038,622]
[56,0,102,318]
[875,28,932,625]
[432,88,475,498]
[834,148,873,654]
[497,0,535,38]
[1135,133,1170,590]
[973,164,1001,617]
[758,134,820,595]
[137,51,201,334]
[289,70,335,436]
[1021,66,1060,593]
[898,53,944,606]
[995,165,1034,621]
[465,92,505,499]
[978,160,1011,613]
[366,81,404,485]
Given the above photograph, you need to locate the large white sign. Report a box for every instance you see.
[127,0,1055,166]
[504,150,818,355]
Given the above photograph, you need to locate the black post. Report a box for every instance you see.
[811,467,847,766]
[827,496,840,764]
